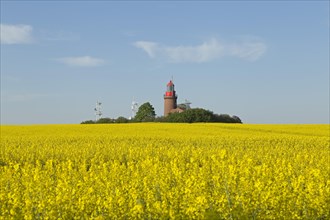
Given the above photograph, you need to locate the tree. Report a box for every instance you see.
[232,115,242,123]
[115,116,129,123]
[166,108,214,123]
[165,108,243,123]
[81,120,95,124]
[96,118,114,124]
[134,102,156,122]
[154,116,167,122]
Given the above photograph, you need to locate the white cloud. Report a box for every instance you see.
[133,41,159,58]
[229,42,267,61]
[134,38,267,62]
[0,24,33,44]
[164,38,224,63]
[57,56,105,67]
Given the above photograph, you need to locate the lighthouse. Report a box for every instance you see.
[164,80,177,116]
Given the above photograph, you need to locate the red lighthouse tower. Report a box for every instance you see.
[164,80,177,116]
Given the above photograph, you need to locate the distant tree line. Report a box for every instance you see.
[81,102,242,124]
[164,108,242,123]
[81,116,129,124]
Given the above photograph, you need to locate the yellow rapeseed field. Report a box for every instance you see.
[0,124,329,219]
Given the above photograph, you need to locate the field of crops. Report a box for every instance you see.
[0,124,329,219]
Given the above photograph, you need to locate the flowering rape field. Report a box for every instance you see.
[0,124,329,219]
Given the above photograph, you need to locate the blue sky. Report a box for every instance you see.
[1,1,329,124]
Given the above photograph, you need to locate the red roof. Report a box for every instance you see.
[167,80,174,86]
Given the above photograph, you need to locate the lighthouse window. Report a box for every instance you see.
[167,85,173,91]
